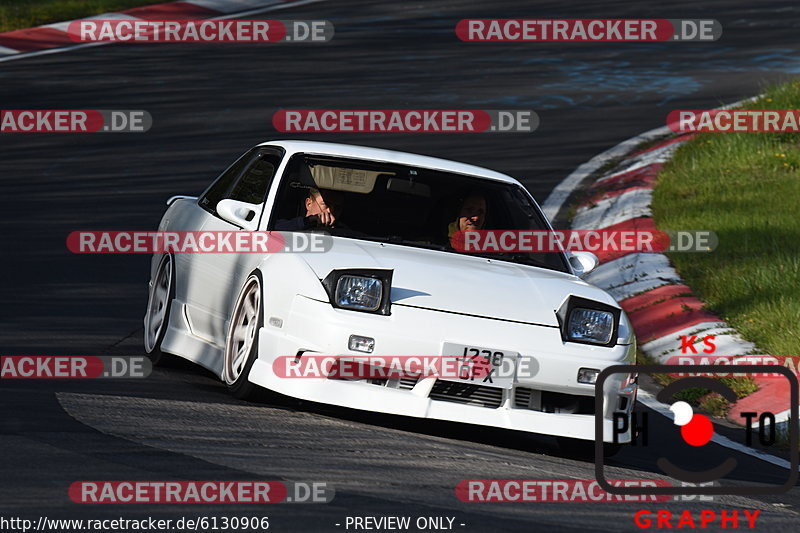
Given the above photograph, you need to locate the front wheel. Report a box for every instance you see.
[144,254,175,365]
[223,273,263,400]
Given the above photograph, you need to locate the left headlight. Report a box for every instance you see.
[556,296,621,347]
[322,269,393,315]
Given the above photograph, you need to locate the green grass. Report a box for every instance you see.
[0,0,161,32]
[652,81,800,358]
[696,394,730,418]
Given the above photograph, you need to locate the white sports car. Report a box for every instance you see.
[144,140,637,450]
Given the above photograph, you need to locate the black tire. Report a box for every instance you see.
[143,254,176,365]
[223,272,264,400]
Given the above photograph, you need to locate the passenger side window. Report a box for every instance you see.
[199,149,255,215]
[199,149,283,217]
[228,156,278,204]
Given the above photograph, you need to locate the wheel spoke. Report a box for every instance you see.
[154,284,166,302]
[152,298,166,324]
[233,324,248,342]
[232,349,248,375]
[244,296,256,320]
[151,313,164,331]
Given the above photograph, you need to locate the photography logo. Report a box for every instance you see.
[594,365,798,496]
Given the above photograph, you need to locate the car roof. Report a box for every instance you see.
[256,140,521,185]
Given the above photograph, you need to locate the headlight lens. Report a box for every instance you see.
[321,269,393,315]
[567,308,614,344]
[335,275,383,311]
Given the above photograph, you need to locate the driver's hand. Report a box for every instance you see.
[317,207,336,227]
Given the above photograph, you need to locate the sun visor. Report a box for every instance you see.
[310,165,388,193]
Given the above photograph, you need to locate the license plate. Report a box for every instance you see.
[440,343,517,389]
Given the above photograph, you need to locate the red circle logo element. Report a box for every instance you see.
[680,414,714,446]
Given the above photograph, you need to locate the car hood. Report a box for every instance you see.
[299,238,616,326]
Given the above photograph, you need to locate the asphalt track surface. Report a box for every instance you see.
[2,1,800,531]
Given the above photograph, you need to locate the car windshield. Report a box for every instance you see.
[268,153,569,273]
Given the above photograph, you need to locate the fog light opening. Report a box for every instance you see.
[349,335,375,353]
[578,368,599,384]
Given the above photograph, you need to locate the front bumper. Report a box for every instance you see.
[248,295,636,442]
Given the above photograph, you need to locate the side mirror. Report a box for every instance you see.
[568,251,599,277]
[216,199,261,231]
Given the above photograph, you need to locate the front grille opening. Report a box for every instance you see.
[397,377,419,390]
[514,387,594,415]
[328,373,419,391]
[301,356,418,390]
[429,380,503,409]
[368,377,421,390]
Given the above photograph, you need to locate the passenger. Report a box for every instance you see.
[447,193,487,241]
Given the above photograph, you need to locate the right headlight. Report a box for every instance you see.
[556,296,621,347]
[321,268,393,315]
[335,275,383,311]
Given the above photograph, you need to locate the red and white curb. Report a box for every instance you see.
[553,123,794,427]
[0,0,323,61]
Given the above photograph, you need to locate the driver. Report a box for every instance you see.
[275,188,344,230]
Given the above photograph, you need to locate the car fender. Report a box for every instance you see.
[255,251,330,318]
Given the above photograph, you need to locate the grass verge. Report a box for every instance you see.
[0,0,161,32]
[652,81,800,358]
